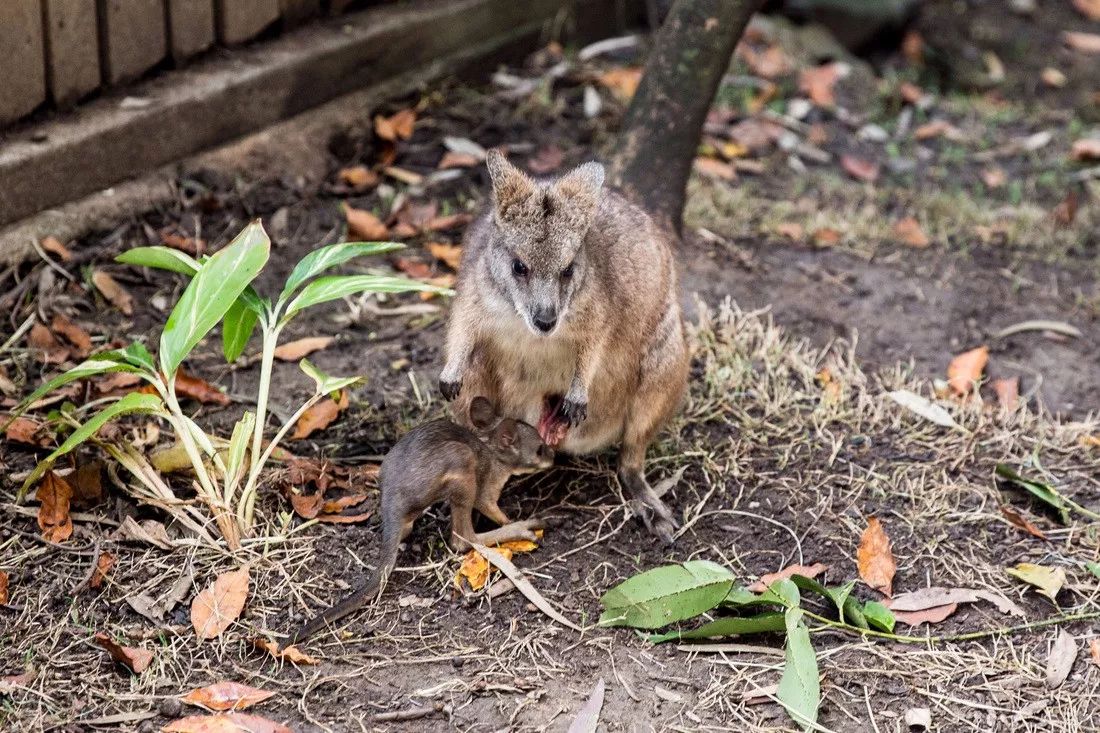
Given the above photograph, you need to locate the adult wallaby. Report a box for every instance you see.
[439,149,689,541]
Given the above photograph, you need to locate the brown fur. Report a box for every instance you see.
[440,150,690,540]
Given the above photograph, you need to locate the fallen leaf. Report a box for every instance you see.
[314,511,373,524]
[426,242,463,270]
[857,517,896,597]
[373,108,416,141]
[1052,190,1079,227]
[91,270,134,315]
[1046,629,1078,688]
[191,566,250,640]
[1064,31,1100,54]
[893,217,930,248]
[37,472,74,543]
[694,157,736,181]
[1090,639,1100,668]
[994,320,1082,339]
[1006,563,1065,602]
[840,155,879,183]
[273,336,334,361]
[913,120,960,141]
[567,677,605,733]
[292,390,350,440]
[901,30,924,64]
[28,322,69,364]
[887,587,981,611]
[170,372,231,406]
[525,146,565,176]
[50,314,92,358]
[163,713,291,733]
[1000,505,1047,540]
[89,552,115,590]
[5,416,49,446]
[455,547,514,591]
[181,682,276,712]
[41,236,72,261]
[799,62,845,107]
[320,493,369,513]
[748,563,828,593]
[0,571,9,604]
[892,603,957,626]
[597,67,642,100]
[95,371,143,394]
[344,205,389,240]
[1081,434,1100,449]
[898,81,924,105]
[253,638,319,665]
[425,213,472,232]
[94,632,153,673]
[113,516,174,549]
[394,257,432,279]
[1071,138,1100,162]
[439,151,480,169]
[887,389,959,429]
[382,166,424,185]
[981,167,1007,188]
[1073,0,1100,21]
[812,228,842,247]
[1041,67,1067,88]
[776,222,804,240]
[947,346,989,396]
[728,118,783,152]
[991,377,1019,411]
[337,165,380,191]
[162,231,205,256]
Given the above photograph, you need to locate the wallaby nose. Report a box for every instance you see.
[533,316,557,333]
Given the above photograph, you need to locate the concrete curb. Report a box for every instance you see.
[0,0,581,260]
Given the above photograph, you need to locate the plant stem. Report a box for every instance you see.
[802,609,1100,644]
[249,324,280,482]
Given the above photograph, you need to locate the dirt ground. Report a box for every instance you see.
[3,1,1100,731]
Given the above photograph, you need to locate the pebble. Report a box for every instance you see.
[857,124,889,143]
[158,698,182,717]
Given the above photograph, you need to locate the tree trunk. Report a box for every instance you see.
[608,0,763,234]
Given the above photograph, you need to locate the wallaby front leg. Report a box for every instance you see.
[560,340,601,426]
[440,310,478,400]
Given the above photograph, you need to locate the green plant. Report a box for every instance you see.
[6,220,446,550]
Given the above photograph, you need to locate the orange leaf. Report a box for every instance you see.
[320,493,369,514]
[901,30,923,64]
[28,322,70,364]
[51,314,92,358]
[344,205,389,240]
[1073,0,1100,21]
[94,632,153,673]
[314,511,373,524]
[812,228,842,247]
[292,390,349,440]
[1041,67,1067,88]
[748,563,828,593]
[1064,31,1100,54]
[163,713,291,733]
[253,638,319,665]
[90,551,116,589]
[947,346,988,396]
[37,472,74,543]
[40,236,72,261]
[1000,505,1047,540]
[992,377,1019,411]
[181,682,276,712]
[425,213,473,232]
[840,154,879,183]
[427,242,463,270]
[856,516,896,597]
[1071,138,1100,162]
[91,270,134,315]
[191,566,250,640]
[337,165,380,191]
[913,120,960,141]
[173,371,231,406]
[892,603,958,626]
[455,547,514,591]
[5,416,48,446]
[162,231,205,256]
[496,538,539,554]
[693,157,736,182]
[893,217,930,248]
[373,109,416,142]
[799,62,844,107]
[0,571,9,605]
[776,222,804,240]
[273,336,334,361]
[394,257,432,279]
[1090,638,1100,668]
[439,151,480,169]
[1052,190,1079,228]
[898,81,924,105]
[597,67,642,100]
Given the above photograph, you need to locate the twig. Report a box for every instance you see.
[472,542,584,632]
[71,539,103,593]
[802,608,1100,644]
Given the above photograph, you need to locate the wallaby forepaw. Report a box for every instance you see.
[439,377,462,401]
[559,397,588,426]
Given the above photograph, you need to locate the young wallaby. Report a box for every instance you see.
[440,149,689,542]
[287,397,552,644]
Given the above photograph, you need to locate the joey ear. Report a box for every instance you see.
[486,149,536,224]
[468,396,496,430]
[547,161,605,230]
[494,419,517,447]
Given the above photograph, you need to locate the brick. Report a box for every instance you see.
[167,0,216,62]
[0,0,46,124]
[43,0,101,107]
[279,0,322,27]
[100,0,167,84]
[216,0,280,44]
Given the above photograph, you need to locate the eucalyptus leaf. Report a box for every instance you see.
[758,578,800,608]
[723,585,760,607]
[842,595,869,629]
[284,274,450,318]
[792,575,855,624]
[777,608,820,732]
[116,246,200,275]
[647,612,787,643]
[278,241,405,304]
[995,464,1070,524]
[862,601,896,632]
[599,561,735,629]
[20,393,164,495]
[160,221,270,375]
[222,298,259,363]
[299,358,362,398]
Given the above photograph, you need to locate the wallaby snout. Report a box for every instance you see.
[532,306,558,333]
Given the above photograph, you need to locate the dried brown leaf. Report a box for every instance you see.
[344,205,389,240]
[5,416,49,446]
[94,632,153,673]
[28,322,70,364]
[748,563,828,593]
[181,682,276,712]
[51,314,92,358]
[273,336,334,361]
[394,257,432,279]
[291,390,349,440]
[1052,190,1079,227]
[893,217,930,248]
[898,81,924,105]
[383,166,424,185]
[992,377,1019,411]
[337,166,380,191]
[162,231,205,256]
[597,67,642,100]
[947,346,989,396]
[91,271,134,315]
[320,493,369,514]
[191,566,250,640]
[913,120,960,141]
[857,516,896,597]
[89,551,116,590]
[1090,638,1100,668]
[892,603,958,626]
[1072,0,1100,21]
[37,472,74,543]
[41,236,72,261]
[163,713,291,733]
[426,242,463,270]
[171,372,231,406]
[0,571,9,605]
[840,155,879,182]
[1064,31,1100,54]
[373,109,416,141]
[981,167,1006,189]
[253,638,319,665]
[812,227,842,247]
[799,62,844,107]
[1046,629,1078,688]
[693,157,737,182]
[425,213,472,232]
[776,222,804,240]
[901,30,924,64]
[314,511,373,524]
[527,145,564,174]
[1000,505,1047,540]
[439,151,480,169]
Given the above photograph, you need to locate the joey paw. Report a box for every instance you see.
[559,397,588,426]
[439,377,462,401]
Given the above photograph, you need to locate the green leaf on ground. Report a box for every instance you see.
[995,464,1071,524]
[777,608,820,732]
[599,560,735,629]
[862,600,896,632]
[647,612,786,643]
[278,242,405,304]
[759,578,800,608]
[792,575,856,624]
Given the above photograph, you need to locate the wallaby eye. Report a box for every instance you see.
[512,259,529,277]
[561,262,575,280]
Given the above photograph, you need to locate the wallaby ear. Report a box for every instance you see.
[494,419,517,447]
[548,161,605,230]
[486,149,536,224]
[468,396,496,430]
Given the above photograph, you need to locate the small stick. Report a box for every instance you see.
[71,539,103,593]
[374,704,442,722]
